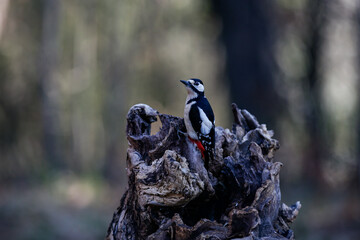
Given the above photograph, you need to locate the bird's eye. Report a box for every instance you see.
[194,82,199,86]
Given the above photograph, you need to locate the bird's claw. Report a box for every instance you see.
[176,129,187,139]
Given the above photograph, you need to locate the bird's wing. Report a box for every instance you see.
[189,104,202,133]
[189,99,216,155]
[199,98,215,123]
[198,107,213,135]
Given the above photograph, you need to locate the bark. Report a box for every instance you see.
[40,0,61,168]
[106,103,301,240]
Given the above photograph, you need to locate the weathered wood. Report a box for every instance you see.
[106,103,301,240]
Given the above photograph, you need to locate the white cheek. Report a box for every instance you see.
[196,84,204,92]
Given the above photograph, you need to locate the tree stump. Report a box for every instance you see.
[106,103,301,240]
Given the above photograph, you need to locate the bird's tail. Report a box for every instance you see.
[204,150,214,169]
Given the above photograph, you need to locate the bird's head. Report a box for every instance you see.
[180,78,205,97]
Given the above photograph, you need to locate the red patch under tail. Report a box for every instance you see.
[188,136,205,159]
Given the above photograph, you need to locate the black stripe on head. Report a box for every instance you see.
[188,78,205,94]
[190,78,203,85]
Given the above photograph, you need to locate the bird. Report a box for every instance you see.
[180,78,215,168]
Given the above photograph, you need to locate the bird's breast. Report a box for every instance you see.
[184,102,198,140]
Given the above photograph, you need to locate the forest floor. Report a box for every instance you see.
[0,174,123,240]
[0,175,359,240]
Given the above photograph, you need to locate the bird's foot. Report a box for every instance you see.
[176,129,188,139]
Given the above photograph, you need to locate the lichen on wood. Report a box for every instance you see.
[106,103,301,240]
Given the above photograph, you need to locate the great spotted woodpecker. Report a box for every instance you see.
[180,78,215,168]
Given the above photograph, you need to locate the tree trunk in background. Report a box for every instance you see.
[302,0,326,186]
[312,0,359,188]
[0,0,9,40]
[40,0,62,168]
[212,0,281,129]
[356,4,360,188]
[100,2,127,182]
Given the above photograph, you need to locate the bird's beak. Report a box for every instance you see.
[180,80,189,86]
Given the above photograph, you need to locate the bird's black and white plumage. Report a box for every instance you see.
[180,78,215,168]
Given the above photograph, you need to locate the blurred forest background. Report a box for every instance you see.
[0,0,359,239]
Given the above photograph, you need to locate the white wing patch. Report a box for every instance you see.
[198,107,213,135]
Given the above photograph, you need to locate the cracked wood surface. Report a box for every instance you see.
[106,103,301,240]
